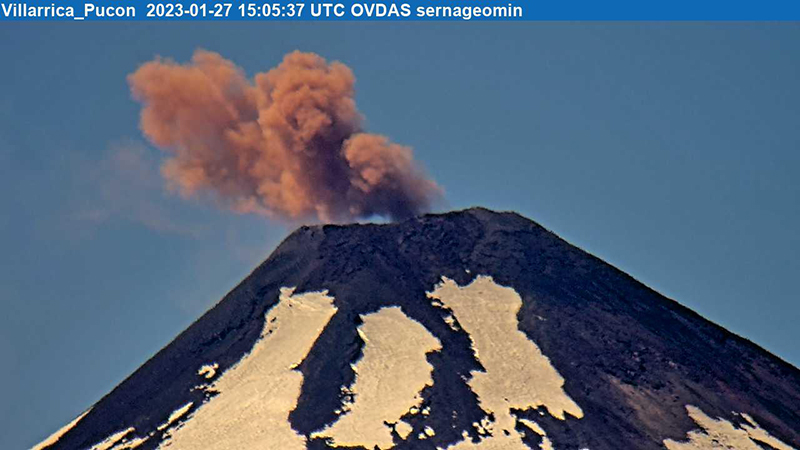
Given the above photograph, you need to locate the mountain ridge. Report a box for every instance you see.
[37,207,800,450]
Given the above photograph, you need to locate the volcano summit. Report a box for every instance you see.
[33,208,800,450]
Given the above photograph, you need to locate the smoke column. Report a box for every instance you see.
[128,50,441,222]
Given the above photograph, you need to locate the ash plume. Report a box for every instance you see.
[128,50,441,222]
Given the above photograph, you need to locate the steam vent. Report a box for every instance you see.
[34,208,800,450]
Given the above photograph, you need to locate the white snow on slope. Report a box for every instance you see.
[197,363,218,379]
[312,306,442,449]
[157,287,337,450]
[70,401,196,450]
[89,427,135,450]
[429,276,583,449]
[157,402,193,432]
[664,405,796,450]
[40,277,798,450]
[31,408,91,450]
[517,418,554,450]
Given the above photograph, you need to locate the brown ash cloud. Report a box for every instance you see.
[128,50,441,222]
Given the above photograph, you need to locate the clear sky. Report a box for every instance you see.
[1,23,798,449]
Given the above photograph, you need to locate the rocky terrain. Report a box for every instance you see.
[35,208,800,450]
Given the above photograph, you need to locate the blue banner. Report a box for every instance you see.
[2,0,800,21]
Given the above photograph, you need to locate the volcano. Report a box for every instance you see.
[34,208,800,450]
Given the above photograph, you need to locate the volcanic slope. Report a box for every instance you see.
[34,208,800,450]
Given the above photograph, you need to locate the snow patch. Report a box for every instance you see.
[312,306,441,449]
[31,408,91,450]
[157,402,193,431]
[197,363,218,379]
[157,287,337,450]
[517,418,553,450]
[395,421,413,439]
[429,276,583,449]
[664,405,796,450]
[88,427,135,450]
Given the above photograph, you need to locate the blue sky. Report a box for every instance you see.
[1,23,798,449]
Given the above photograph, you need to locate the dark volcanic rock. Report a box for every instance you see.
[39,208,800,450]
